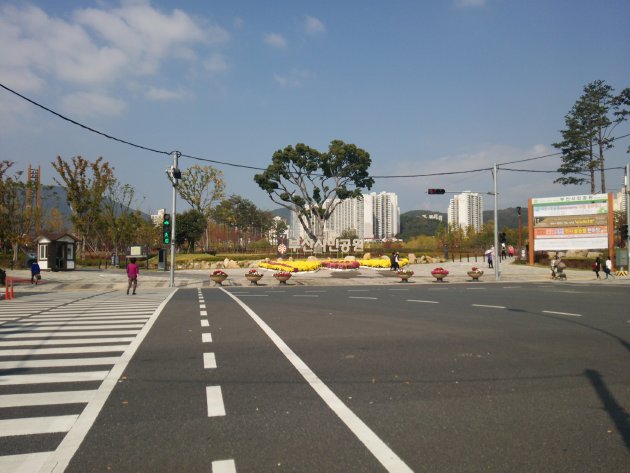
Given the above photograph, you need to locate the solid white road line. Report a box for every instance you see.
[0,415,79,437]
[206,386,226,417]
[201,320,210,327]
[202,333,213,343]
[407,300,439,304]
[204,353,217,369]
[39,289,178,473]
[0,357,118,369]
[542,310,582,317]
[472,304,506,309]
[222,289,413,473]
[0,390,95,408]
[212,459,237,473]
[0,371,109,386]
[0,451,52,473]
[0,337,132,347]
[0,346,129,356]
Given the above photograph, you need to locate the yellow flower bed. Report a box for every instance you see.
[258,260,321,272]
[359,258,409,268]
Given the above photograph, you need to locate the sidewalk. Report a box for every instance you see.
[2,258,627,295]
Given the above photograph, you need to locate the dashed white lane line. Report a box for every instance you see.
[349,296,378,300]
[203,353,217,369]
[221,289,413,473]
[407,300,439,304]
[202,333,213,343]
[348,289,369,292]
[200,304,206,309]
[542,310,582,317]
[293,295,319,297]
[201,319,209,327]
[472,304,506,309]
[304,290,327,293]
[212,459,236,473]
[200,310,208,316]
[206,386,226,417]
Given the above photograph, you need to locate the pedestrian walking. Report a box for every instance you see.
[486,247,494,268]
[593,256,601,279]
[126,257,140,295]
[30,259,41,285]
[604,256,615,279]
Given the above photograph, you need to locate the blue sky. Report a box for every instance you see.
[1,0,629,215]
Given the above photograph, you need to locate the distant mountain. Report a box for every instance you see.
[271,207,291,221]
[399,210,447,240]
[483,207,529,230]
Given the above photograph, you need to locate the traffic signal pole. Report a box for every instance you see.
[493,163,500,281]
[626,164,630,263]
[169,151,180,288]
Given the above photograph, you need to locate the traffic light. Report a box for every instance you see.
[162,213,171,244]
[621,224,628,240]
[427,189,446,195]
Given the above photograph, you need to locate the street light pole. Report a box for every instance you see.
[168,151,181,288]
[493,163,500,280]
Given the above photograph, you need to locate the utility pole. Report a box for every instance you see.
[493,163,500,280]
[167,151,182,287]
[626,164,630,264]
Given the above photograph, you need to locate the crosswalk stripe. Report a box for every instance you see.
[2,330,139,338]
[0,357,119,369]
[0,346,129,356]
[0,415,79,437]
[0,338,133,347]
[0,390,96,408]
[0,451,52,473]
[0,370,109,385]
[0,324,144,332]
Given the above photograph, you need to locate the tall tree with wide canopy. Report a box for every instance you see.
[553,80,629,193]
[254,140,374,243]
[177,165,225,215]
[52,156,115,256]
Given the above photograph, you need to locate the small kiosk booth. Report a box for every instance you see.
[37,233,78,271]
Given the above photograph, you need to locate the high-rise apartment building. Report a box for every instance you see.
[448,191,483,232]
[288,191,400,242]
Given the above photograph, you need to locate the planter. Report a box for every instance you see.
[431,272,448,282]
[274,274,292,285]
[398,273,413,283]
[467,271,484,281]
[210,275,228,286]
[245,274,263,285]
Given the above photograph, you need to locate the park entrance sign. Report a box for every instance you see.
[528,193,614,262]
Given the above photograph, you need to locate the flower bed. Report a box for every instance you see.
[359,257,409,269]
[321,260,360,270]
[258,260,321,272]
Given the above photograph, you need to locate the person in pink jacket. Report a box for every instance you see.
[126,258,140,295]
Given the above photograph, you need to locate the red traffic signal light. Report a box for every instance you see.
[427,189,445,195]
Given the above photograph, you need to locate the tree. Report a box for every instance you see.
[101,180,140,257]
[52,156,115,256]
[254,140,374,243]
[175,209,206,252]
[211,195,273,247]
[339,228,359,241]
[554,80,629,193]
[177,165,225,214]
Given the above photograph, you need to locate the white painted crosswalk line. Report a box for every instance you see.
[0,345,129,356]
[0,451,52,473]
[0,370,109,385]
[0,390,96,408]
[0,338,133,347]
[2,330,140,338]
[0,415,79,437]
[0,357,119,369]
[0,324,144,332]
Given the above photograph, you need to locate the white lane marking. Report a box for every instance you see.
[293,295,319,297]
[222,289,413,473]
[0,346,129,356]
[0,415,79,437]
[388,289,409,291]
[0,337,134,346]
[39,290,178,473]
[200,310,208,316]
[407,300,439,304]
[212,459,236,473]
[202,333,213,343]
[502,286,522,288]
[0,390,95,408]
[304,290,327,293]
[0,357,118,369]
[204,353,217,369]
[201,320,210,327]
[1,330,139,338]
[542,310,582,317]
[235,294,269,297]
[349,297,378,300]
[0,371,109,386]
[200,304,206,309]
[472,304,506,309]
[6,319,149,325]
[206,386,226,417]
[348,289,369,292]
[466,288,486,291]
[0,451,52,473]
[0,324,143,332]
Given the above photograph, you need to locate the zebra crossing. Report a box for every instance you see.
[0,289,173,473]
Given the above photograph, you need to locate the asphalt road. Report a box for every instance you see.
[60,282,630,473]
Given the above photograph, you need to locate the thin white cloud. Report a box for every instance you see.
[455,0,487,8]
[204,52,229,74]
[273,69,310,88]
[264,33,288,49]
[60,91,127,117]
[304,16,326,34]
[145,86,190,101]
